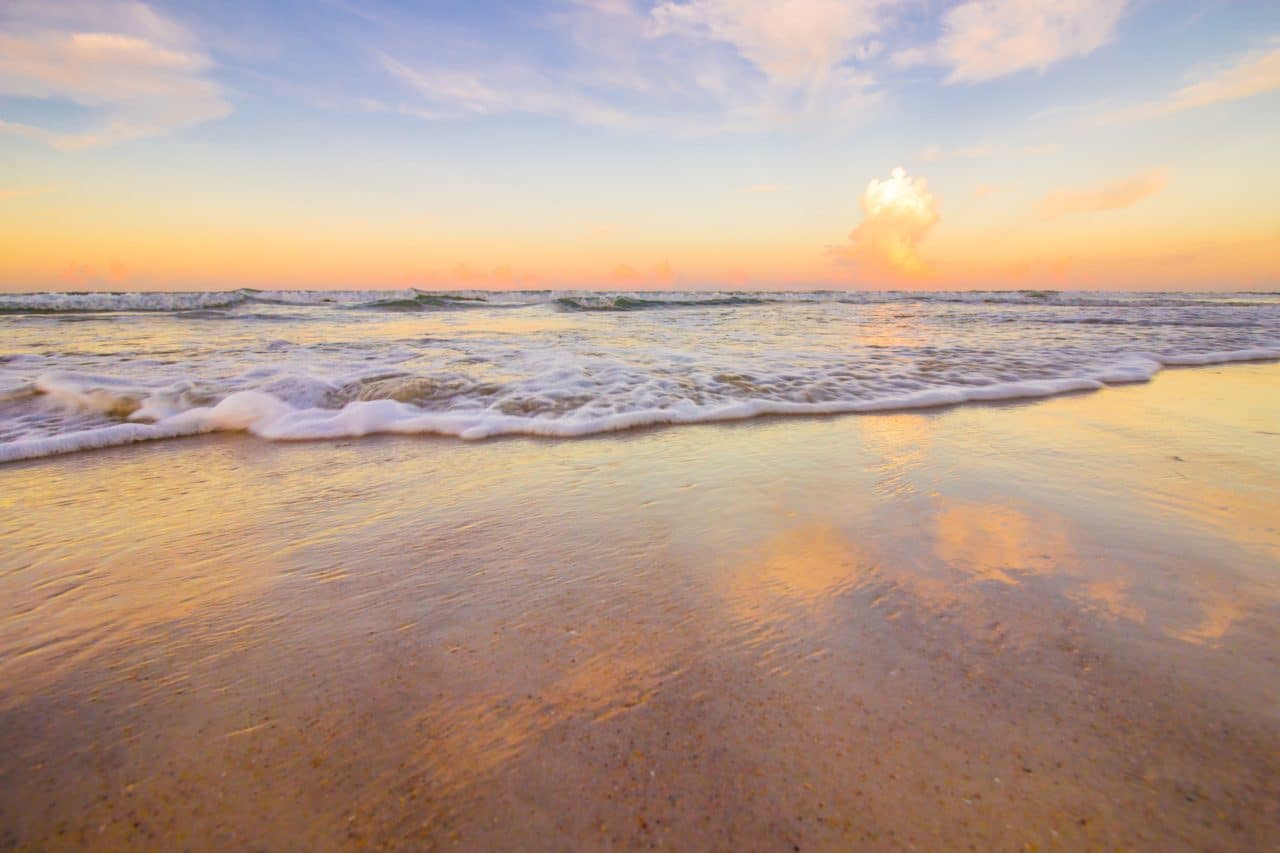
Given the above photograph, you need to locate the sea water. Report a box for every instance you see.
[2,289,1278,462]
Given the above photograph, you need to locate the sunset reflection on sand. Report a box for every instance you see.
[1,363,1277,848]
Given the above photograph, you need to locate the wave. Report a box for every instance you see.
[3,347,1276,463]
[1,288,1277,316]
[353,293,492,312]
[0,291,252,314]
[881,292,1280,308]
[554,295,773,312]
[1022,315,1267,328]
[0,288,484,315]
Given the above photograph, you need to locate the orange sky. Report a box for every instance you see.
[2,1,1278,291]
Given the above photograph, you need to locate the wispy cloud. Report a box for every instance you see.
[1037,168,1169,219]
[0,1,230,150]
[379,0,890,133]
[898,0,1127,83]
[372,1,1154,134]
[1098,38,1280,123]
[649,0,886,86]
[832,166,940,277]
[379,53,633,127]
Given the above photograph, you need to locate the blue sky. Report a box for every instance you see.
[1,0,1278,289]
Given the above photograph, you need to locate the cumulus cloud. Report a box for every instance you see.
[1037,168,1169,219]
[1099,39,1280,123]
[898,0,1127,83]
[834,167,940,277]
[0,0,229,149]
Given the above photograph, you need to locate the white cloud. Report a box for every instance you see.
[379,52,641,129]
[646,0,889,121]
[1099,39,1280,123]
[834,166,940,277]
[649,0,885,86]
[380,57,503,115]
[0,1,229,149]
[381,0,890,133]
[899,0,1127,84]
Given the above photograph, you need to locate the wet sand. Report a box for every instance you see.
[1,362,1278,850]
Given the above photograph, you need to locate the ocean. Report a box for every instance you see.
[2,289,1278,462]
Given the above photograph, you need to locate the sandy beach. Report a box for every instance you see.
[1,361,1277,850]
[5,0,1278,846]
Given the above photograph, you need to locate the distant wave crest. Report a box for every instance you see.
[553,294,773,311]
[3,289,1275,317]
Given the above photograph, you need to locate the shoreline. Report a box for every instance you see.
[3,351,1277,465]
[2,361,1278,849]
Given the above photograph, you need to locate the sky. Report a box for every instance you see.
[0,0,1278,291]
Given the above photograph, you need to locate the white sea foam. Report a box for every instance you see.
[2,291,1277,462]
[1,351,1276,463]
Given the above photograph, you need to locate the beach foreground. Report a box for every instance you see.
[1,362,1277,849]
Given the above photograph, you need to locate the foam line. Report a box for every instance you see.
[3,349,1276,463]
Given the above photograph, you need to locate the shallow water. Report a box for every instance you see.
[1,362,1277,849]
[2,289,1278,460]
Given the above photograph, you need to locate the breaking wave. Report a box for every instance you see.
[3,288,1275,317]
[2,348,1277,463]
[553,295,772,311]
[2,288,1277,462]
[354,294,492,311]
